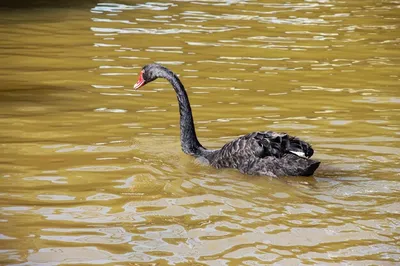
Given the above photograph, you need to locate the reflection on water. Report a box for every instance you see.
[0,0,399,265]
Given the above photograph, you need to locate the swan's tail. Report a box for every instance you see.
[280,153,320,176]
[303,159,320,176]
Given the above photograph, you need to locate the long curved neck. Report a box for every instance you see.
[163,70,205,156]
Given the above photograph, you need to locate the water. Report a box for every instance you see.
[1,0,399,265]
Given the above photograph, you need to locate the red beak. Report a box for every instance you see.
[134,71,145,90]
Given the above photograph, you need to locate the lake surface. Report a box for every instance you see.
[1,0,399,265]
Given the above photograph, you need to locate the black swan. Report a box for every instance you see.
[133,64,320,177]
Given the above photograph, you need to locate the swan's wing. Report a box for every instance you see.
[211,131,319,176]
[218,131,314,160]
[256,131,314,158]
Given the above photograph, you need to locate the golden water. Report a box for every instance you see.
[1,0,399,265]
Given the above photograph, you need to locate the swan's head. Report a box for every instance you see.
[133,63,170,90]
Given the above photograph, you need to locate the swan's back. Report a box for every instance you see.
[207,131,319,177]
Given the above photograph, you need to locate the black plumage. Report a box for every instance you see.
[134,64,320,177]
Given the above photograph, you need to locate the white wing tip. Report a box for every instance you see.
[289,151,306,158]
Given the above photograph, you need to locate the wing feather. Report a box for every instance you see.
[209,131,318,176]
[216,131,314,160]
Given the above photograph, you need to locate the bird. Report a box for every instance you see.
[133,63,320,177]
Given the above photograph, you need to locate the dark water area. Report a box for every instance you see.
[0,0,399,265]
[0,0,100,8]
